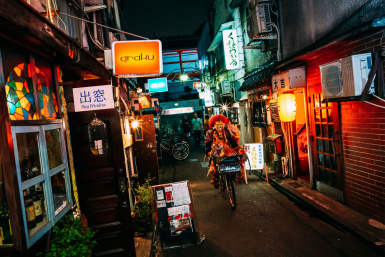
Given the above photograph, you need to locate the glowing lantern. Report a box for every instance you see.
[278,94,296,122]
[88,114,108,155]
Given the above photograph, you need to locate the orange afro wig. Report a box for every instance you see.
[209,114,229,128]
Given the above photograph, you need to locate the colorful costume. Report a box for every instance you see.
[205,115,246,187]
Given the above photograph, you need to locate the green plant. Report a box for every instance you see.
[132,175,154,222]
[45,214,97,257]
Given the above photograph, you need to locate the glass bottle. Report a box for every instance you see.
[0,197,12,244]
[24,191,36,230]
[35,183,46,217]
[31,163,39,177]
[31,188,43,223]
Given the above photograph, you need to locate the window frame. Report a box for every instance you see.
[11,123,72,249]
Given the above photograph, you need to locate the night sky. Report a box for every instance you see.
[122,0,215,39]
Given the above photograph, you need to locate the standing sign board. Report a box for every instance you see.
[73,85,114,112]
[152,181,202,248]
[112,40,163,77]
[223,29,240,70]
[245,143,264,170]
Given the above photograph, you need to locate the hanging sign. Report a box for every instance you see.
[272,67,306,93]
[204,93,215,107]
[148,77,168,93]
[269,101,280,122]
[252,102,267,127]
[139,96,152,109]
[230,107,239,124]
[162,107,194,115]
[73,85,114,112]
[112,40,163,78]
[223,29,240,70]
[245,143,264,170]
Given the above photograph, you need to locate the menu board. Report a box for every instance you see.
[152,181,196,241]
[269,101,280,122]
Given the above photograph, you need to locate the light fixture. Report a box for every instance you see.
[131,120,139,129]
[137,87,143,93]
[88,114,108,155]
[174,101,179,106]
[263,95,267,99]
[278,94,296,122]
[180,74,188,81]
[222,105,228,110]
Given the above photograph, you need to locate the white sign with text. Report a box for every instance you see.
[73,85,114,112]
[223,29,240,70]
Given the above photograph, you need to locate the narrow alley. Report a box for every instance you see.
[156,139,381,257]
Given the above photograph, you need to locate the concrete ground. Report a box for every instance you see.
[154,138,382,257]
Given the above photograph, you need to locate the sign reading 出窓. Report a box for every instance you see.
[245,143,264,170]
[73,85,114,112]
[223,29,240,70]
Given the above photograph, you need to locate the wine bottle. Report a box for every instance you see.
[35,184,46,216]
[24,191,36,230]
[31,189,43,223]
[0,197,12,244]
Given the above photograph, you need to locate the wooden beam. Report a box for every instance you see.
[361,52,379,101]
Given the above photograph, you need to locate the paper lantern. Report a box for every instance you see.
[278,94,296,122]
[88,114,108,155]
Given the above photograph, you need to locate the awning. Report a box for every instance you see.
[239,62,276,91]
[207,21,235,52]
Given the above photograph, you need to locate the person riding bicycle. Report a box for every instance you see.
[205,114,246,188]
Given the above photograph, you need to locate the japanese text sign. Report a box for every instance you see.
[223,29,240,70]
[205,93,215,107]
[73,85,114,112]
[112,40,163,78]
[272,71,290,92]
[148,77,168,93]
[245,143,264,170]
[272,67,306,93]
[162,107,194,115]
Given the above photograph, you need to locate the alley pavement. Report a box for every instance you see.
[156,138,382,257]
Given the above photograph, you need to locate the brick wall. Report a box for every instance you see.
[303,30,385,221]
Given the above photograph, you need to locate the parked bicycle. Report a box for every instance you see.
[160,130,189,160]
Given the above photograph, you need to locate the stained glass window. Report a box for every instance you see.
[6,63,58,120]
[6,63,36,120]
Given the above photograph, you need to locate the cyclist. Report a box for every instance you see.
[205,114,246,188]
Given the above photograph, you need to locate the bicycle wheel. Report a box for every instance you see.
[219,173,226,191]
[172,142,189,160]
[226,174,236,210]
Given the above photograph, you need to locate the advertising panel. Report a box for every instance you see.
[245,143,264,170]
[162,107,194,115]
[223,29,240,70]
[148,77,168,93]
[112,40,163,77]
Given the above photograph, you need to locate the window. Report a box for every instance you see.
[11,123,71,248]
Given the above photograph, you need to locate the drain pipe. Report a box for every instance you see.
[303,89,314,188]
[287,122,294,178]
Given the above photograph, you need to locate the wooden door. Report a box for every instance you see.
[68,109,136,257]
[132,115,159,185]
[309,86,343,190]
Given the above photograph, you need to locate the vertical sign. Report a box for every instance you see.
[73,85,114,112]
[245,143,264,170]
[223,29,240,70]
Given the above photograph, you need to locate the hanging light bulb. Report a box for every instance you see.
[131,120,139,129]
[180,74,188,81]
[175,101,179,106]
[137,87,143,93]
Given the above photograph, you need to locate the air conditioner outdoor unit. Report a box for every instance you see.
[320,53,375,99]
[219,80,231,95]
[247,3,274,40]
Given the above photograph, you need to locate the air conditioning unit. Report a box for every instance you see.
[247,3,276,40]
[320,53,375,99]
[219,80,231,95]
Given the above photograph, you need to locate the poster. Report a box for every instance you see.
[167,205,193,236]
[244,143,264,170]
[269,101,280,122]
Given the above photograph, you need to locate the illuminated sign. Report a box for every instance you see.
[162,107,194,115]
[223,29,240,70]
[204,93,215,107]
[148,77,168,93]
[112,40,163,77]
[193,82,202,89]
[73,85,114,112]
[245,143,264,170]
[139,96,152,109]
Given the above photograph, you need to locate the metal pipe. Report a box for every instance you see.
[303,88,314,188]
[287,122,294,178]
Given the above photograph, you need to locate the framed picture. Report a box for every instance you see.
[135,125,144,141]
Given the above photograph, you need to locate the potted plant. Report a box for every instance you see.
[45,214,97,257]
[132,175,154,230]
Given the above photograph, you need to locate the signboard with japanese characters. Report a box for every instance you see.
[252,101,266,127]
[272,67,306,93]
[269,100,280,122]
[162,107,194,115]
[223,29,240,70]
[204,93,215,107]
[244,143,264,170]
[73,85,114,112]
[148,77,168,93]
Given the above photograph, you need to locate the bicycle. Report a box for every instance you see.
[212,156,243,210]
[160,131,189,160]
